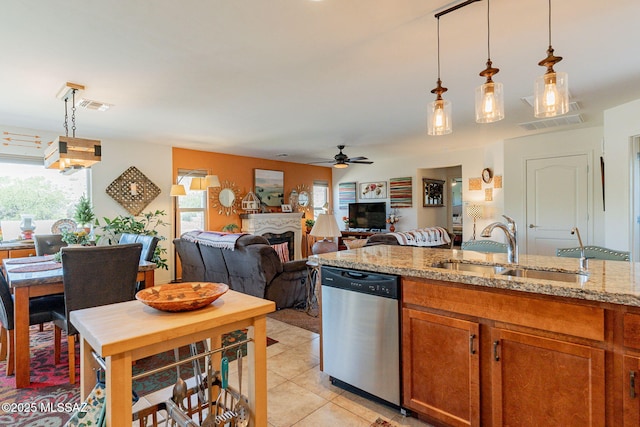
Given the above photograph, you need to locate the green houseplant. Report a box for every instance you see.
[73,194,95,231]
[96,210,169,270]
[60,229,91,246]
[221,223,240,233]
[305,219,315,232]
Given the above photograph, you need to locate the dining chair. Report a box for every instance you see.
[119,233,159,291]
[556,246,630,261]
[34,234,67,256]
[0,272,64,376]
[460,239,508,254]
[52,243,142,384]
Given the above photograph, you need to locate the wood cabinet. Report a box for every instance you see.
[491,328,605,426]
[402,309,480,427]
[402,278,606,426]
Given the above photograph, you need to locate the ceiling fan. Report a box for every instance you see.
[310,145,373,168]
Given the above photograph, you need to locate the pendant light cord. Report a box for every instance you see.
[437,17,441,79]
[486,0,491,60]
[548,0,552,47]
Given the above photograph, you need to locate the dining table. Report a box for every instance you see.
[2,254,156,388]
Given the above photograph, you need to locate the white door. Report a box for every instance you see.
[526,154,589,256]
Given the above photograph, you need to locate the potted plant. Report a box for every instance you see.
[222,223,240,233]
[305,219,315,233]
[73,194,95,232]
[95,210,169,270]
[61,229,91,246]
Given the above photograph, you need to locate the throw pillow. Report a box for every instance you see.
[270,242,290,263]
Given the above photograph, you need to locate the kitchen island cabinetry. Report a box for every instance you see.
[402,277,606,427]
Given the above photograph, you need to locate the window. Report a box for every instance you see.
[313,181,329,219]
[175,170,207,236]
[0,155,89,240]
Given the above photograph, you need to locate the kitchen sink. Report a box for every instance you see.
[501,268,588,283]
[433,261,588,283]
[432,261,507,274]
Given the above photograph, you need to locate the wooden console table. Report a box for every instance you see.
[70,290,275,426]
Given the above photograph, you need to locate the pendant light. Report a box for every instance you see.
[534,0,568,118]
[427,16,452,136]
[475,0,504,123]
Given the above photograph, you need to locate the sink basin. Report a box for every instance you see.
[432,261,507,275]
[501,268,588,283]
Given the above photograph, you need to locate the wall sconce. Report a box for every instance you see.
[45,82,101,173]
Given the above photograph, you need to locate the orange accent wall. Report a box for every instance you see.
[172,147,333,232]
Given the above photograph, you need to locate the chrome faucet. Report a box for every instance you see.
[481,214,518,263]
[571,227,588,271]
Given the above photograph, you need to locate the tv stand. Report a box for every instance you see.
[339,230,384,250]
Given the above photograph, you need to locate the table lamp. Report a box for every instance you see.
[310,213,342,254]
[466,204,483,240]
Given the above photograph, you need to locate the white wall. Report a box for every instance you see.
[504,126,604,253]
[603,98,640,253]
[0,124,174,284]
[331,142,504,242]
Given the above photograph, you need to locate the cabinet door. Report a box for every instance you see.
[402,308,480,427]
[491,328,605,427]
[624,355,640,426]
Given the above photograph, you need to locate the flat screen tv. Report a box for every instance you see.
[348,202,386,230]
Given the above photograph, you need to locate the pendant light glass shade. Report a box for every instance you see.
[534,0,568,118]
[475,0,504,123]
[475,81,504,123]
[427,96,452,135]
[534,70,568,117]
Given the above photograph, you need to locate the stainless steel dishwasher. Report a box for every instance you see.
[321,265,401,406]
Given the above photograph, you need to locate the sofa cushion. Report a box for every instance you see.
[271,242,290,263]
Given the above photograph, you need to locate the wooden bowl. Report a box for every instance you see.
[136,282,229,312]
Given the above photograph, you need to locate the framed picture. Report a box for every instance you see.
[423,178,445,207]
[338,182,357,209]
[389,177,413,208]
[359,181,387,200]
[281,204,292,212]
[255,169,284,207]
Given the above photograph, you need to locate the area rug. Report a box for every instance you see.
[267,307,320,334]
[0,324,276,426]
[371,417,398,427]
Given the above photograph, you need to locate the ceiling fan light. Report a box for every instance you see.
[475,81,504,123]
[334,162,348,169]
[534,71,568,117]
[427,98,452,136]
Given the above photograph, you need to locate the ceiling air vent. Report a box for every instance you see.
[520,95,580,112]
[518,114,584,131]
[76,98,113,112]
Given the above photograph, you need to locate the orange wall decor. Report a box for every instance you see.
[172,147,333,232]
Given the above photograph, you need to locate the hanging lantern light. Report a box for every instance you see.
[475,0,504,123]
[427,17,452,136]
[534,0,569,118]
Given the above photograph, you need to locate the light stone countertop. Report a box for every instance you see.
[316,245,640,307]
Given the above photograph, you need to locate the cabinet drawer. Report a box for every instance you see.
[403,278,605,341]
[624,313,640,350]
[10,248,36,258]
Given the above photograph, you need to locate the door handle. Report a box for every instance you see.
[528,224,538,228]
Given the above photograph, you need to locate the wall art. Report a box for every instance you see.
[389,177,412,208]
[254,169,284,207]
[105,166,161,216]
[359,181,386,200]
[338,182,357,209]
[423,178,444,207]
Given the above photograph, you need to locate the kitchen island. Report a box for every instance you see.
[317,245,640,427]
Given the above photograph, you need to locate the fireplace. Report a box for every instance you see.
[240,212,304,260]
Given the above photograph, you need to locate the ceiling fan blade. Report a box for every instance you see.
[347,156,368,161]
[347,160,374,164]
[308,160,336,164]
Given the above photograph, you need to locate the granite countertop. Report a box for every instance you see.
[316,245,640,307]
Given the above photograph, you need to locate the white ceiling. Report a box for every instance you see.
[2,0,640,165]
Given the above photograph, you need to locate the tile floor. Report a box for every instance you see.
[133,317,434,427]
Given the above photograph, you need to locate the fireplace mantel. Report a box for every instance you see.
[241,213,304,260]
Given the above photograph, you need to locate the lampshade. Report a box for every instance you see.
[310,214,342,238]
[466,204,483,220]
[334,163,348,169]
[170,184,187,197]
[205,174,221,188]
[189,177,207,191]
